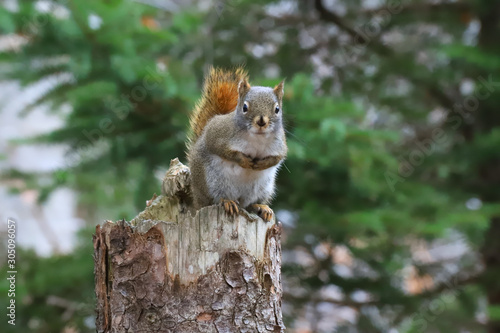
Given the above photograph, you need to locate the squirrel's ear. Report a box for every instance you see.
[238,79,251,98]
[273,80,285,100]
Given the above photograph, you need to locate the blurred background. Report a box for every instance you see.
[0,0,499,332]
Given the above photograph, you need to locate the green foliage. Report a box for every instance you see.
[0,229,95,333]
[1,0,500,331]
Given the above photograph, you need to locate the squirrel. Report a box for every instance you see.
[187,67,287,222]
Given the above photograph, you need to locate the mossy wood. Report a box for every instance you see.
[93,158,285,332]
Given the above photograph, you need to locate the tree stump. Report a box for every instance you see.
[93,158,285,332]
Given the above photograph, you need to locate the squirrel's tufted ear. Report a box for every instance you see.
[273,80,285,100]
[238,79,251,99]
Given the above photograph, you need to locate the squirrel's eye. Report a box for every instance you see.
[243,103,248,113]
[275,106,280,114]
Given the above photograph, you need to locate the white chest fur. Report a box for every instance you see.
[205,132,281,207]
[230,132,279,158]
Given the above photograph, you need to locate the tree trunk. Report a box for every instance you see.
[93,158,285,333]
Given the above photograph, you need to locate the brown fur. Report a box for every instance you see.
[188,66,248,147]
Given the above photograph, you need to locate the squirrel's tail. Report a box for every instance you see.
[188,66,248,144]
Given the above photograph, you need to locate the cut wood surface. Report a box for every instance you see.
[94,158,285,332]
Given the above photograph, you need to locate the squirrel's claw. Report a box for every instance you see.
[220,199,239,217]
[250,204,273,222]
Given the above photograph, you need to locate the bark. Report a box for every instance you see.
[93,158,285,333]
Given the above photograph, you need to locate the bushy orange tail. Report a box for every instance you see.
[188,66,248,144]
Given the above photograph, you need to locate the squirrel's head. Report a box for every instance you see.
[234,78,285,135]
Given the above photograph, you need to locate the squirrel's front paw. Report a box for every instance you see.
[250,156,282,171]
[220,198,239,216]
[235,152,255,169]
[250,204,273,222]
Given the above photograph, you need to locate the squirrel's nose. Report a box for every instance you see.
[257,116,266,127]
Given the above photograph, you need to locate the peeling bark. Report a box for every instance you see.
[93,158,285,332]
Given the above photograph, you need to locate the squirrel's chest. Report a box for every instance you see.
[216,157,273,182]
[230,133,276,158]
[206,155,277,205]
